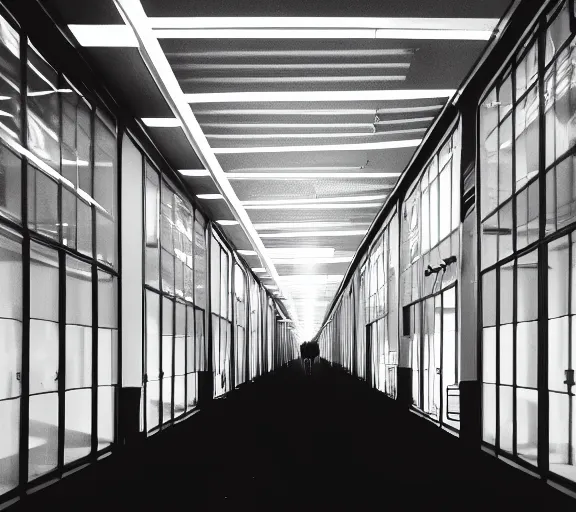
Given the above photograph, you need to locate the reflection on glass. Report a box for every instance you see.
[0,145,21,224]
[29,393,59,481]
[64,388,91,464]
[27,45,60,171]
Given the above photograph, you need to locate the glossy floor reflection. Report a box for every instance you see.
[12,361,575,510]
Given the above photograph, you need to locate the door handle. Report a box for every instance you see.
[436,368,441,375]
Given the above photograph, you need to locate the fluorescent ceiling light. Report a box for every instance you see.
[213,139,421,154]
[68,24,139,47]
[267,248,335,258]
[185,90,455,103]
[251,268,267,273]
[167,48,413,58]
[196,193,223,199]
[203,123,372,130]
[154,28,492,39]
[259,230,368,237]
[142,117,182,127]
[179,169,211,177]
[176,62,410,71]
[254,222,370,230]
[226,172,400,179]
[237,250,258,255]
[245,203,380,210]
[216,220,240,226]
[242,194,387,206]
[193,105,443,116]
[183,75,406,83]
[207,129,423,140]
[149,17,498,31]
[272,257,353,264]
[375,116,434,125]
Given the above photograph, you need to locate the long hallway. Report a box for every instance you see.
[12,361,573,510]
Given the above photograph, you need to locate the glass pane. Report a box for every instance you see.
[94,111,117,219]
[162,298,173,379]
[546,45,576,165]
[549,392,572,478]
[162,377,172,424]
[0,398,20,495]
[516,41,538,98]
[174,375,185,417]
[549,236,570,318]
[28,165,59,241]
[482,271,497,327]
[64,388,91,464]
[220,249,228,319]
[500,263,514,325]
[517,387,538,465]
[195,309,205,372]
[451,155,460,231]
[98,328,117,386]
[145,164,160,289]
[194,218,206,309]
[0,145,21,223]
[499,73,513,118]
[499,116,513,203]
[175,303,185,376]
[517,321,538,388]
[66,257,92,326]
[517,252,539,322]
[483,384,497,445]
[28,392,58,481]
[429,178,438,247]
[29,319,59,395]
[500,386,514,453]
[96,211,116,269]
[439,165,451,241]
[480,115,498,218]
[146,380,160,431]
[77,197,92,258]
[500,324,514,385]
[145,290,160,381]
[0,16,20,143]
[515,85,540,188]
[498,201,513,261]
[548,317,569,392]
[546,2,571,66]
[186,372,197,409]
[27,46,60,171]
[65,325,92,389]
[186,306,195,374]
[211,237,220,314]
[97,386,114,450]
[483,327,497,383]
[62,188,77,250]
[482,215,498,269]
[556,157,576,231]
[98,272,117,329]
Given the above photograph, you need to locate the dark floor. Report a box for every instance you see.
[12,361,575,510]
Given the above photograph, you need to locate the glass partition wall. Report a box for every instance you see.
[143,161,207,433]
[211,232,233,397]
[400,122,461,430]
[478,0,576,484]
[0,22,119,499]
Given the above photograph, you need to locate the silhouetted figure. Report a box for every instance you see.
[300,341,319,375]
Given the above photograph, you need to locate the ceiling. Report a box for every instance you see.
[44,0,512,340]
